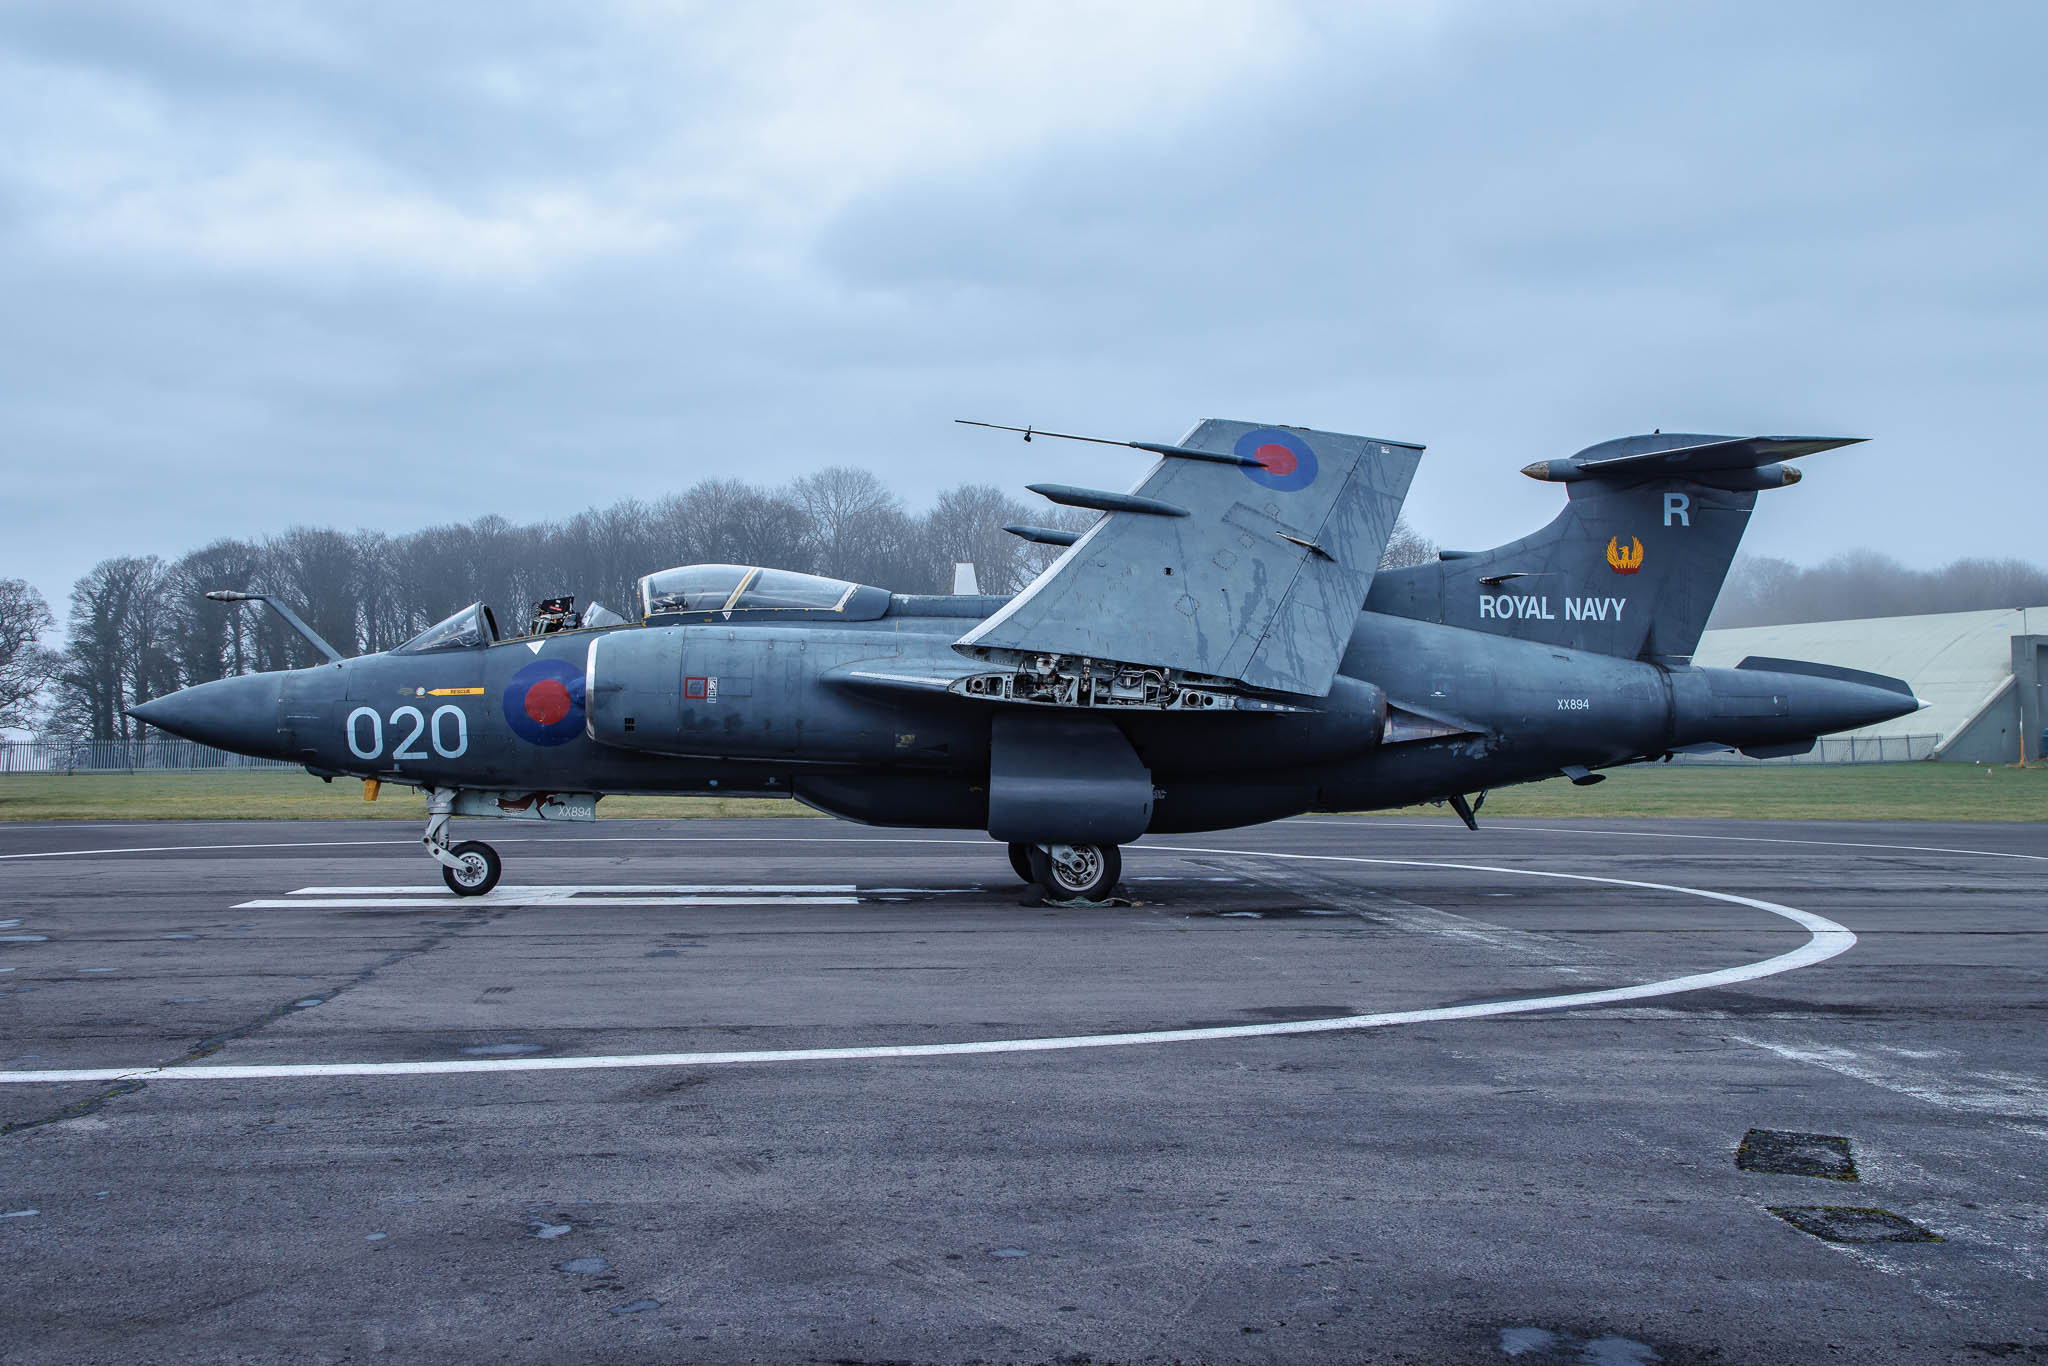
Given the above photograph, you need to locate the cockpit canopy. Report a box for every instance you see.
[638,564,889,622]
[392,602,499,653]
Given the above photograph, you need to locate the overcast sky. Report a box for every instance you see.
[4,1,2043,619]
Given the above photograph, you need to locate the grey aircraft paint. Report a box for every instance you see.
[128,420,1922,900]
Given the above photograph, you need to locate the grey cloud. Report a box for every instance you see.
[4,1,2045,620]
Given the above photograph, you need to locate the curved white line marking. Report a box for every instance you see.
[0,850,1853,1086]
[1293,818,2048,863]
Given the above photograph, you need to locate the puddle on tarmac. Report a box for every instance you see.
[558,1257,609,1274]
[1498,1326,1660,1363]
[462,1042,544,1057]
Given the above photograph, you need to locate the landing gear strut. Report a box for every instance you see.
[424,790,502,897]
[1026,843,1121,901]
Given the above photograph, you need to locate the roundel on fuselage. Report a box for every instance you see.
[504,658,586,747]
[1235,428,1318,493]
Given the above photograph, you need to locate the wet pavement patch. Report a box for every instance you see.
[1738,1129,1858,1180]
[1497,1326,1661,1362]
[558,1257,610,1274]
[1768,1206,1941,1243]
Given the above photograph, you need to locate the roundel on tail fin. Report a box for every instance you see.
[1236,429,1318,493]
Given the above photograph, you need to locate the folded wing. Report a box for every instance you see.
[956,419,1422,698]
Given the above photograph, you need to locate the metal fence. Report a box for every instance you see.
[1663,733,1943,765]
[0,740,298,774]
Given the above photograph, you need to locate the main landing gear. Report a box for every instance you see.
[1007,841,1122,901]
[424,790,502,897]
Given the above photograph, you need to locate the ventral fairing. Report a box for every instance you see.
[130,419,1921,900]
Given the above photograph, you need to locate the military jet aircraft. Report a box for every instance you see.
[130,419,1921,900]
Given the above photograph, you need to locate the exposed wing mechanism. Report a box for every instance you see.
[957,419,1422,699]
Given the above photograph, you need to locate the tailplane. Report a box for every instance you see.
[1366,433,1862,662]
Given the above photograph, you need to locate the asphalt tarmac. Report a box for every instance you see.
[1,814,2043,1365]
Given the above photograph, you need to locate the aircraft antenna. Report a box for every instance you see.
[953,419,1263,467]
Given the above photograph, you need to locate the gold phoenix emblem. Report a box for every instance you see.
[1606,536,1644,575]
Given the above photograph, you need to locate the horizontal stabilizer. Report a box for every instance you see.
[959,419,1423,697]
[1523,434,1863,485]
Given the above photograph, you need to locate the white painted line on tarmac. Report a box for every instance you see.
[234,882,865,908]
[0,849,1855,1086]
[1294,819,2048,863]
[234,895,861,909]
[1730,1034,2048,1121]
[0,838,414,861]
[286,884,858,895]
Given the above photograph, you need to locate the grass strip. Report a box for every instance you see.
[0,762,2041,824]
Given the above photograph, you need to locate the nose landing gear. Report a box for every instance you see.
[424,790,502,897]
[1014,842,1121,901]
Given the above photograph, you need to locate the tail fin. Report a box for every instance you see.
[1366,433,1861,662]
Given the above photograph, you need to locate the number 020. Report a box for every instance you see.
[346,704,468,760]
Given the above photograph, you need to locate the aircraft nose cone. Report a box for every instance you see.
[127,672,288,758]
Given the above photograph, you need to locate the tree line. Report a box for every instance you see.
[0,467,1439,742]
[1707,552,2048,629]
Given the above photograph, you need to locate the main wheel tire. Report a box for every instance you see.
[442,840,502,897]
[1027,843,1121,902]
[1007,842,1035,884]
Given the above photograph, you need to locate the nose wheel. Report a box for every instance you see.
[1026,843,1121,902]
[440,840,502,896]
[423,791,502,897]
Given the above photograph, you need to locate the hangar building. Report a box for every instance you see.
[1693,605,2048,763]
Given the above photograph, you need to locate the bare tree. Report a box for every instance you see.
[0,578,62,733]
[167,539,264,683]
[60,556,173,740]
[1379,515,1437,571]
[789,467,932,588]
[923,484,1037,594]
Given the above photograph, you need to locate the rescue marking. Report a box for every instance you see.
[0,846,1853,1085]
